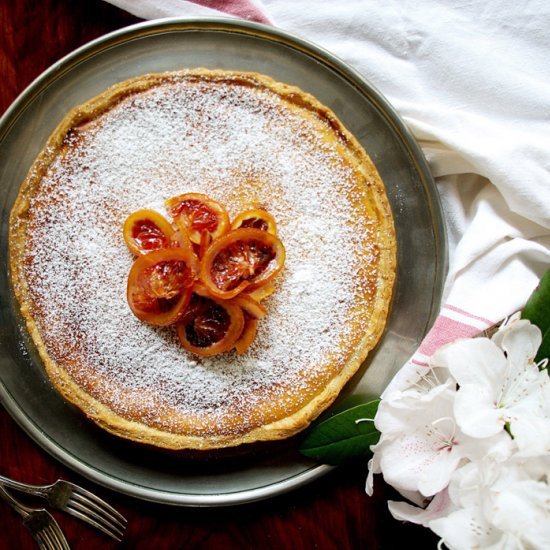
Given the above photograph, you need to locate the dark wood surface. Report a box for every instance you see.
[0,1,439,547]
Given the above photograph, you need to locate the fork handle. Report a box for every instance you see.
[0,485,28,519]
[0,474,44,497]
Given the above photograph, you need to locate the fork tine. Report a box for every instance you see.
[69,493,126,533]
[37,528,56,550]
[49,524,71,550]
[65,507,123,542]
[34,531,50,550]
[68,484,127,524]
[49,522,71,550]
[46,530,61,550]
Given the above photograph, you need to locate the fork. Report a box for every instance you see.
[0,474,126,541]
[0,485,70,549]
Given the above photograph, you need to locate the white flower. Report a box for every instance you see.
[431,319,550,454]
[371,379,511,498]
[429,506,518,550]
[387,489,454,527]
[481,456,550,549]
[431,455,550,550]
[489,478,550,549]
[367,314,550,549]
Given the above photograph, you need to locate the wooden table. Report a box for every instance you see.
[0,1,440,547]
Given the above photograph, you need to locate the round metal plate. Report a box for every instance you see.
[0,18,446,506]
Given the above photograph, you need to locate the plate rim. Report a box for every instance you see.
[0,17,447,506]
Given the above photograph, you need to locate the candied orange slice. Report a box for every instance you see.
[245,284,276,303]
[165,193,230,245]
[231,293,267,320]
[200,228,285,299]
[176,285,244,357]
[127,248,196,326]
[231,208,277,235]
[234,317,258,355]
[123,209,175,255]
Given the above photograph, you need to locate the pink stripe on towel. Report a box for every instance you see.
[418,314,488,357]
[442,304,494,326]
[190,0,273,24]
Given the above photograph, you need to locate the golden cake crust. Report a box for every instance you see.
[9,69,396,450]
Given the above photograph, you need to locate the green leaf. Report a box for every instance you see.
[521,267,550,364]
[299,400,380,465]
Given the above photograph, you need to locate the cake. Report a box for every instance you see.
[9,69,396,450]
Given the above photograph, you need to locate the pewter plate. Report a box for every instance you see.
[0,18,446,506]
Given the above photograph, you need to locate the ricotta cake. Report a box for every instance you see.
[9,69,396,450]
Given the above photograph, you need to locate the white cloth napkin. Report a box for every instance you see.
[104,0,550,384]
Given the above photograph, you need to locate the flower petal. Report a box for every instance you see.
[374,380,453,436]
[432,337,507,391]
[372,386,461,494]
[453,383,506,437]
[509,415,550,456]
[387,489,453,527]
[492,318,541,366]
[365,455,378,496]
[429,507,514,550]
[488,479,550,549]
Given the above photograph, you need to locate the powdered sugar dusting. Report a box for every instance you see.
[22,74,382,434]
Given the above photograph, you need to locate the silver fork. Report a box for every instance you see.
[0,485,70,549]
[0,474,126,541]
